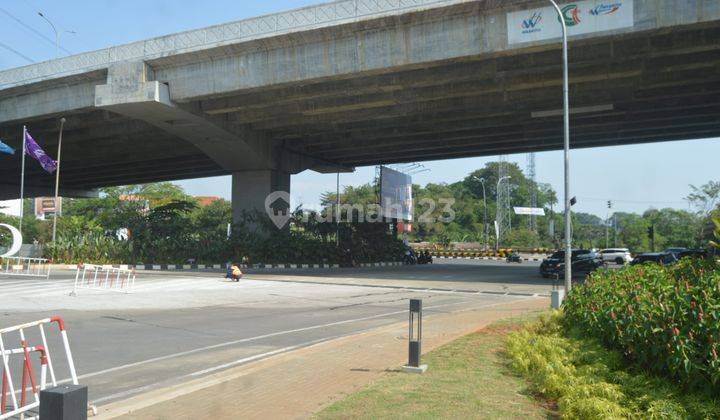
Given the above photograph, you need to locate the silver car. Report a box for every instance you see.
[599,248,633,265]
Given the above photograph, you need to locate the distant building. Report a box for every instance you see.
[195,196,222,207]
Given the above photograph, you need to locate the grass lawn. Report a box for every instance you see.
[316,316,551,420]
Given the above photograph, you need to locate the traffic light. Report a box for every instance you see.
[607,200,612,209]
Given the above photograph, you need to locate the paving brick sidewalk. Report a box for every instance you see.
[97,297,548,420]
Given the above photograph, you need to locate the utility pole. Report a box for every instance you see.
[605,200,612,249]
[648,225,655,252]
[480,178,488,250]
[52,117,66,243]
[527,153,537,232]
[335,172,340,247]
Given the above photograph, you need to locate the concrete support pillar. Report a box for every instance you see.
[232,170,290,227]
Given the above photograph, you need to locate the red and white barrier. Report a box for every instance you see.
[0,317,78,420]
[72,263,136,295]
[0,257,50,279]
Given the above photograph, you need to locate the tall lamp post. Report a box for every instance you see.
[548,0,573,293]
[472,176,488,250]
[38,12,75,58]
[495,175,511,250]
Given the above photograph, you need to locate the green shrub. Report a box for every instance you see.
[506,313,719,419]
[563,258,720,391]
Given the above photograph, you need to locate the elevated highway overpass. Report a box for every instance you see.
[0,0,718,220]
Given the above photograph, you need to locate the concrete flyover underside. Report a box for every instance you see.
[0,0,719,207]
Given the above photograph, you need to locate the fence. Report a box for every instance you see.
[0,258,50,279]
[0,317,78,420]
[73,263,136,295]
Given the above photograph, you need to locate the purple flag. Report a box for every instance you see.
[24,131,57,174]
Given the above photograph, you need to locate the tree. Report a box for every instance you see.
[711,217,719,250]
[687,181,720,243]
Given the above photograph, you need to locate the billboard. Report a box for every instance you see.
[34,197,62,220]
[507,0,634,45]
[380,166,413,221]
[514,207,546,216]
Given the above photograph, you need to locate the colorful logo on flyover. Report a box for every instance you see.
[559,4,581,26]
[521,11,542,33]
[590,2,622,16]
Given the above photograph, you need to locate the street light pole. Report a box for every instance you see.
[37,12,58,58]
[548,0,573,293]
[495,176,511,250]
[472,176,488,250]
[38,12,75,58]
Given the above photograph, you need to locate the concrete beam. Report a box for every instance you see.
[0,185,98,201]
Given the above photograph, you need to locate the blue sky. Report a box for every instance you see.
[1,0,718,217]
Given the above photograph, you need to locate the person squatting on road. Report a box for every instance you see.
[225,263,243,282]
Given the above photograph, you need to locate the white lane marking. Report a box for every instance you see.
[88,297,533,405]
[90,338,331,405]
[56,297,525,387]
[0,280,74,291]
[0,284,76,297]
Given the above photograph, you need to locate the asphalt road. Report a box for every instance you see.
[0,260,549,407]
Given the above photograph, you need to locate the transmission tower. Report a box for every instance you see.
[527,153,537,232]
[496,156,512,246]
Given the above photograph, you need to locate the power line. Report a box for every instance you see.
[0,41,35,63]
[0,6,72,55]
[577,196,689,205]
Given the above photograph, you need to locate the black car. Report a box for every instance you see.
[664,247,687,259]
[630,252,678,266]
[676,249,708,260]
[540,250,604,279]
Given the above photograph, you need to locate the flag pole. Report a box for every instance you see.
[52,118,66,243]
[20,126,27,235]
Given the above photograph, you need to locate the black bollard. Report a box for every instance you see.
[403,299,427,373]
[40,385,88,420]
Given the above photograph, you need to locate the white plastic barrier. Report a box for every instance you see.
[0,257,50,279]
[0,317,78,420]
[73,263,136,295]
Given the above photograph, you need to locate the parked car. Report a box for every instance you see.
[540,250,604,279]
[598,248,633,265]
[664,247,687,257]
[630,252,678,266]
[676,249,708,260]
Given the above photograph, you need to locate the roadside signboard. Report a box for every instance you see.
[34,197,62,220]
[380,166,413,221]
[514,207,546,216]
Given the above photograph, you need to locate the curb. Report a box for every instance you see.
[435,256,544,262]
[47,262,404,272]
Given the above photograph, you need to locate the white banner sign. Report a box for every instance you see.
[514,207,546,216]
[507,0,634,45]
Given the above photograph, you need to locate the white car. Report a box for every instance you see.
[599,248,633,265]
